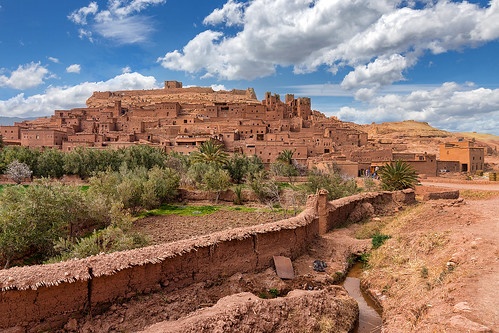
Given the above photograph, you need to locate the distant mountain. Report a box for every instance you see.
[0,116,37,126]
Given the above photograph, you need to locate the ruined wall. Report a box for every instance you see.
[0,190,415,331]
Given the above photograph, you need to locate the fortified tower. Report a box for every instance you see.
[165,81,183,89]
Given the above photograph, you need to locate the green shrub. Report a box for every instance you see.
[233,185,243,205]
[372,233,391,249]
[378,160,418,191]
[304,168,360,200]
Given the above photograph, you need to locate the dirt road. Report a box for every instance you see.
[421,181,499,191]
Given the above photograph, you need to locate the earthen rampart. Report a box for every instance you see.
[0,190,415,331]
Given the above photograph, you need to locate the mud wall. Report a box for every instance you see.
[0,190,415,331]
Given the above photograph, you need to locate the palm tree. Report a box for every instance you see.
[276,149,295,165]
[378,160,418,191]
[190,140,228,167]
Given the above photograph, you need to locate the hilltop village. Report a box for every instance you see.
[0,81,485,177]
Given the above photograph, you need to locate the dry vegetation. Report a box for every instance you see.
[359,192,498,332]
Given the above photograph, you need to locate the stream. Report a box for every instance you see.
[342,262,383,333]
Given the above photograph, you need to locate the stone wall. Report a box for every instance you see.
[0,190,415,331]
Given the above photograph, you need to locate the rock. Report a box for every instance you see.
[64,318,78,332]
[448,315,492,332]
[449,252,465,265]
[453,302,472,313]
[138,288,359,333]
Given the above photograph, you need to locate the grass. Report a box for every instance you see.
[372,233,391,249]
[137,203,300,218]
[137,204,220,218]
[355,219,385,239]
[224,206,258,213]
[135,202,301,219]
[79,185,90,192]
[358,202,465,331]
[458,189,499,200]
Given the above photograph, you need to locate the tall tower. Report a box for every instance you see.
[297,97,311,119]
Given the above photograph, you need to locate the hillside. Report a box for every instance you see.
[357,120,498,161]
[0,116,37,126]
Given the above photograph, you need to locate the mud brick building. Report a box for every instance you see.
[0,81,454,176]
[439,140,485,173]
[0,82,366,164]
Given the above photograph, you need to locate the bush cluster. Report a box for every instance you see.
[0,141,369,268]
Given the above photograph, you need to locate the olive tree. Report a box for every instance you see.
[203,167,231,204]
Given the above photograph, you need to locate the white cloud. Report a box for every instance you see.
[158,29,276,80]
[0,73,159,118]
[69,0,166,44]
[0,62,50,90]
[48,57,60,64]
[203,0,245,27]
[122,66,132,73]
[210,84,227,91]
[78,28,94,43]
[333,82,499,135]
[341,54,416,92]
[68,2,99,25]
[96,0,166,21]
[66,64,81,74]
[159,0,498,87]
[94,16,154,44]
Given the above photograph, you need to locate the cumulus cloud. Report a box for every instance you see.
[341,54,416,91]
[68,0,166,44]
[334,82,499,134]
[68,2,98,25]
[158,0,498,89]
[0,72,159,118]
[0,62,50,90]
[203,0,246,27]
[66,64,81,74]
[210,84,227,91]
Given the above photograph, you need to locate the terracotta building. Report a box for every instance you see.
[5,82,367,165]
[0,81,448,177]
[0,126,21,145]
[439,140,485,173]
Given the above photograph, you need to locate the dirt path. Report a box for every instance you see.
[430,183,499,331]
[421,181,499,191]
[465,197,499,329]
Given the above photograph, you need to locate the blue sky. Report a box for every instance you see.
[1,0,498,135]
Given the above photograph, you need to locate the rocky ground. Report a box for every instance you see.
[360,181,499,332]
[34,179,495,332]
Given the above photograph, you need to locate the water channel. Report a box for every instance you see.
[342,262,383,333]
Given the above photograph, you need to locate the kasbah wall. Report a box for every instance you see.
[0,190,415,331]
